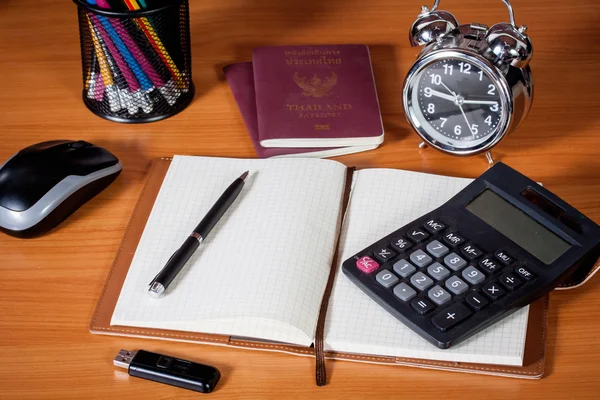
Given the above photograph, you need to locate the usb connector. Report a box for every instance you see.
[113,349,138,369]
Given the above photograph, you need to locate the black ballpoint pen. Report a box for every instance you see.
[148,171,249,298]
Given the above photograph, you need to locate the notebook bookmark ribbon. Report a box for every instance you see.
[314,167,355,386]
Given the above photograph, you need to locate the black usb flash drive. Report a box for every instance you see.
[113,349,221,393]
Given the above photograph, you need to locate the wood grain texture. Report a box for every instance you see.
[1,0,599,398]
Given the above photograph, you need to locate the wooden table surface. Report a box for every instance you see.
[1,0,599,398]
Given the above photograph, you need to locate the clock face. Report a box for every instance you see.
[408,57,508,151]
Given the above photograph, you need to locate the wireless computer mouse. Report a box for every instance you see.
[0,140,122,238]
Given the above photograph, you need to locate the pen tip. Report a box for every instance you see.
[239,171,249,181]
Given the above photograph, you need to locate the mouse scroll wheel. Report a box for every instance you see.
[70,141,92,149]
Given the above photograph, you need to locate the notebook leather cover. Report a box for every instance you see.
[90,158,600,379]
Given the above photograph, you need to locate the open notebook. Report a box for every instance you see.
[93,156,555,382]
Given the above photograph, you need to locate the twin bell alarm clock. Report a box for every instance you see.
[402,0,533,163]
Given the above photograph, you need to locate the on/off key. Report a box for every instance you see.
[356,256,380,274]
[515,266,535,281]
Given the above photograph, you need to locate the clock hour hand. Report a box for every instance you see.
[428,89,456,101]
[462,99,499,105]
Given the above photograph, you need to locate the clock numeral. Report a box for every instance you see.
[440,117,448,127]
[443,64,453,75]
[490,103,499,112]
[454,125,462,135]
[471,124,479,134]
[488,84,496,95]
[427,103,435,114]
[431,74,442,85]
[478,70,484,81]
[485,115,492,126]
[458,62,471,74]
[424,87,433,97]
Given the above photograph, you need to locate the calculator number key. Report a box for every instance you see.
[375,270,399,288]
[390,237,413,252]
[445,276,469,295]
[479,257,500,274]
[410,272,434,291]
[431,303,472,332]
[462,266,485,285]
[426,240,449,258]
[428,285,452,306]
[460,244,483,260]
[443,232,466,247]
[465,292,489,311]
[393,283,417,302]
[444,253,467,271]
[356,256,379,273]
[393,259,416,277]
[515,266,536,281]
[427,262,450,281]
[410,250,433,268]
[411,297,435,315]
[499,272,522,290]
[374,247,397,263]
[482,282,506,300]
[408,228,430,243]
[424,219,446,234]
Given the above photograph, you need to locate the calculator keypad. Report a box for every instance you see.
[444,253,467,271]
[407,229,430,243]
[462,266,485,285]
[393,259,416,277]
[427,263,450,281]
[445,276,469,295]
[428,285,452,305]
[410,272,434,291]
[410,250,433,268]
[426,240,449,258]
[394,283,417,302]
[375,269,399,288]
[374,247,396,263]
[350,217,536,339]
[391,237,413,252]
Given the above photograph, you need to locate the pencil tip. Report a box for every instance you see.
[239,171,249,181]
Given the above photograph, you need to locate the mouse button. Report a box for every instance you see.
[66,147,119,175]
[21,140,73,154]
[0,167,62,212]
[69,141,92,149]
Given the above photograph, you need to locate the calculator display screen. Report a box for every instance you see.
[466,189,571,264]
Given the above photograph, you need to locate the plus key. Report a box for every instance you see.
[431,303,472,332]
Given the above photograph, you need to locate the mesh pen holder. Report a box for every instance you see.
[74,0,194,123]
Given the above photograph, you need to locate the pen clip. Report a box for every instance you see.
[148,248,180,287]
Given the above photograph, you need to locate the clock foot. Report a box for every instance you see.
[418,141,428,149]
[485,151,494,164]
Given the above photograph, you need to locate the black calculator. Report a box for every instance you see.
[342,163,600,349]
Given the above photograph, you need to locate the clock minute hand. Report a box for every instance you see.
[458,103,475,134]
[462,99,499,105]
[429,89,456,101]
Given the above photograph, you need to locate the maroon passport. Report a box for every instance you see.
[252,45,384,148]
[224,62,378,158]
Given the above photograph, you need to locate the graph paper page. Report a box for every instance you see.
[324,169,530,365]
[112,156,347,346]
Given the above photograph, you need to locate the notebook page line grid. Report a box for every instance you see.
[324,169,529,366]
[112,156,348,346]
